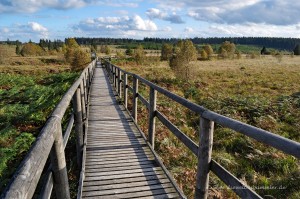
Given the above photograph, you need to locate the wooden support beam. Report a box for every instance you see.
[73,88,84,168]
[50,125,70,199]
[148,87,157,149]
[195,117,214,199]
[132,76,138,123]
[124,73,128,109]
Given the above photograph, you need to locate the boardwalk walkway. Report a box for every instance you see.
[81,63,183,198]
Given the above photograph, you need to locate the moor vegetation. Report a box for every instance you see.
[111,40,300,198]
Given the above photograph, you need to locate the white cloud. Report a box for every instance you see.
[184,27,194,33]
[146,8,184,24]
[0,22,49,41]
[155,0,300,25]
[72,15,158,38]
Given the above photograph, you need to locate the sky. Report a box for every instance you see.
[1,0,300,42]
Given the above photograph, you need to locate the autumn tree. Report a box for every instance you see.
[218,41,236,59]
[161,43,173,61]
[134,45,145,64]
[20,43,44,56]
[71,48,90,71]
[64,38,90,71]
[200,49,208,60]
[170,40,197,80]
[202,44,214,59]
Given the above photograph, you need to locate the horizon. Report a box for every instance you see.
[1,0,300,42]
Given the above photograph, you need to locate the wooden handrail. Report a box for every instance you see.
[1,60,97,199]
[102,58,300,199]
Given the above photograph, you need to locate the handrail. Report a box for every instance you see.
[0,60,97,199]
[102,58,300,199]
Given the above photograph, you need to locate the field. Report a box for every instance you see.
[113,55,300,198]
[0,55,79,193]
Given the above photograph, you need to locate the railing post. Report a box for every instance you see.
[195,117,214,199]
[50,124,70,199]
[114,67,117,89]
[118,69,122,97]
[132,76,138,122]
[80,81,86,119]
[148,87,157,149]
[83,74,88,104]
[124,73,128,108]
[73,88,83,168]
[112,66,115,85]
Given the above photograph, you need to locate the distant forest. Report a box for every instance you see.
[1,37,299,51]
[74,37,300,51]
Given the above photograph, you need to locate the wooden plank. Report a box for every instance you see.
[211,160,262,199]
[84,157,154,166]
[83,187,177,198]
[85,167,161,177]
[86,154,154,162]
[84,168,164,181]
[83,178,171,192]
[83,174,168,187]
[82,183,174,197]
[138,193,180,199]
[85,163,155,173]
[85,160,155,170]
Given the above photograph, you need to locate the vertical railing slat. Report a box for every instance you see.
[132,76,138,122]
[195,117,214,199]
[124,73,128,108]
[50,124,70,199]
[148,87,157,149]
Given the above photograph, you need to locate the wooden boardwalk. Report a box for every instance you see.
[81,64,184,198]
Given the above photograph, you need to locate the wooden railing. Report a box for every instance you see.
[0,60,97,199]
[102,58,300,199]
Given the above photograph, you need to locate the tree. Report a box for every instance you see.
[71,48,90,71]
[20,43,44,56]
[134,45,145,64]
[16,44,21,55]
[203,44,214,59]
[294,44,300,55]
[161,43,173,61]
[219,41,236,59]
[200,49,208,60]
[64,38,90,71]
[169,40,197,80]
[104,45,111,55]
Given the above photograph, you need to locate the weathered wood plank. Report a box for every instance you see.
[83,187,177,198]
[83,174,168,187]
[148,87,157,149]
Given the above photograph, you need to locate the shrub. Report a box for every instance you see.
[161,43,173,61]
[71,48,90,71]
[169,40,197,80]
[20,43,44,56]
[134,45,145,64]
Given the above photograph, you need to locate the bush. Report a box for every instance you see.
[161,43,173,61]
[169,40,197,80]
[71,48,90,71]
[20,43,45,56]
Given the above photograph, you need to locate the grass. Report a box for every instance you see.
[112,55,300,198]
[0,61,79,193]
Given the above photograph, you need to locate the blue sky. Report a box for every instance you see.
[1,0,300,42]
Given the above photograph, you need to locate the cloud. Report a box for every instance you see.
[72,15,158,38]
[146,8,184,24]
[0,0,139,13]
[184,27,194,33]
[0,22,49,41]
[201,23,300,38]
[155,0,300,25]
